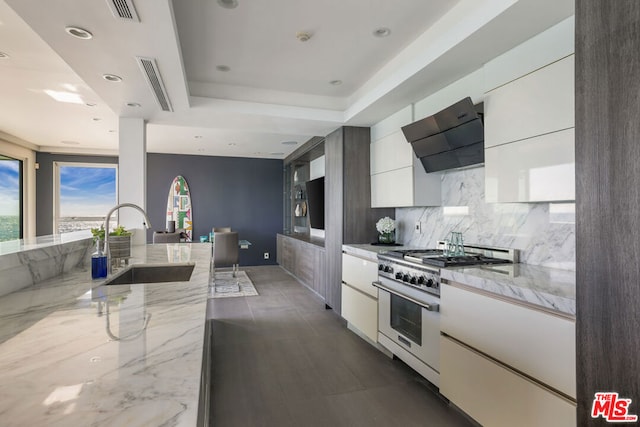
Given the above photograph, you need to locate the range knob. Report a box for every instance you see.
[417,276,425,285]
[385,266,393,273]
[402,274,410,282]
[426,279,434,288]
[378,264,384,271]
[395,272,403,280]
[409,276,417,285]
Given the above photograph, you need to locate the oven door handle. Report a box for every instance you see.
[372,281,440,312]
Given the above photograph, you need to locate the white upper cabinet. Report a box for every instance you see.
[484,54,575,203]
[485,55,575,148]
[370,130,441,207]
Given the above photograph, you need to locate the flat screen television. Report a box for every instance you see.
[305,177,325,230]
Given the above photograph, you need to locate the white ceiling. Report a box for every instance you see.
[0,0,574,159]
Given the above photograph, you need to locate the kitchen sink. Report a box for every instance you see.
[103,263,195,286]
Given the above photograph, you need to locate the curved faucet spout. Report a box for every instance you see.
[104,203,152,273]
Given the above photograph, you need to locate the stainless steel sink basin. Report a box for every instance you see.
[103,263,195,286]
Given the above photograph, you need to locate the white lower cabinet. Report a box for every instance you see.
[341,252,379,342]
[440,336,576,427]
[440,282,576,426]
[341,284,378,342]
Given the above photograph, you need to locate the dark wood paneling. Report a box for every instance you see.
[296,239,314,285]
[313,248,326,298]
[324,127,344,312]
[324,127,394,314]
[276,234,283,265]
[576,2,640,425]
[342,127,394,244]
[277,233,326,298]
[284,136,324,165]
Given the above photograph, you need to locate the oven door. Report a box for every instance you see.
[375,277,440,373]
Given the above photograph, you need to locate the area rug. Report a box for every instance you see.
[210,270,259,298]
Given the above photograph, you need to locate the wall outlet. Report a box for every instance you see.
[264,252,270,259]
[415,221,422,234]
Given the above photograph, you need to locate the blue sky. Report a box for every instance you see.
[0,159,19,216]
[59,166,116,216]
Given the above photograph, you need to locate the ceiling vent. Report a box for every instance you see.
[106,0,140,22]
[136,57,173,112]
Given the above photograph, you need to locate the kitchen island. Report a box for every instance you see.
[0,243,212,427]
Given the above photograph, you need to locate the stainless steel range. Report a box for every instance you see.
[374,243,518,388]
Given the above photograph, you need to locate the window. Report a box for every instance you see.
[0,156,22,242]
[54,162,118,234]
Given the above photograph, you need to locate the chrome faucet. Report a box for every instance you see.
[104,203,152,273]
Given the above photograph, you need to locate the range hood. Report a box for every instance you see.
[401,97,484,173]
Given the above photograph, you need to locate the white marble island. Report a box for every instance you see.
[0,243,212,427]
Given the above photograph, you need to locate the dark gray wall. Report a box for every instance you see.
[576,1,640,425]
[35,153,118,236]
[147,153,283,266]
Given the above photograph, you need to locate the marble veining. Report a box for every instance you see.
[441,263,576,317]
[342,244,398,261]
[395,167,576,270]
[0,243,211,427]
[0,233,94,297]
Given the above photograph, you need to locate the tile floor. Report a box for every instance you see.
[206,265,476,427]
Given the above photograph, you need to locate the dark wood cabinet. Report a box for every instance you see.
[279,128,392,313]
[576,2,640,424]
[277,233,325,298]
[324,127,394,314]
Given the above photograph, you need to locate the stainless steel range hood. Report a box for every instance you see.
[401,97,484,173]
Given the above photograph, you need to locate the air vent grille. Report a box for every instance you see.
[136,57,173,112]
[106,0,140,22]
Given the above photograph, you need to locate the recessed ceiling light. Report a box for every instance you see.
[216,65,230,72]
[329,80,342,86]
[102,74,122,82]
[61,140,80,145]
[0,52,10,59]
[126,102,141,107]
[85,102,97,107]
[108,130,116,133]
[296,31,312,42]
[65,26,93,40]
[372,27,391,38]
[194,135,203,139]
[281,141,298,145]
[197,148,205,152]
[228,143,237,146]
[92,117,101,121]
[217,0,238,9]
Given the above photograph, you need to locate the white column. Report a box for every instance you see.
[118,117,147,245]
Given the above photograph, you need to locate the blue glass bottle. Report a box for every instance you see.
[91,240,108,279]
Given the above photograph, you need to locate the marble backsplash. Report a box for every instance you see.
[395,167,575,270]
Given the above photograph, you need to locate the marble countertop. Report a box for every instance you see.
[0,230,92,256]
[0,243,212,426]
[342,243,407,260]
[343,243,575,317]
[440,263,576,318]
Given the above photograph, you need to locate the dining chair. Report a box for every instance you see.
[213,231,239,277]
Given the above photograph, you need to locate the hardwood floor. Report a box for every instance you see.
[207,266,476,427]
